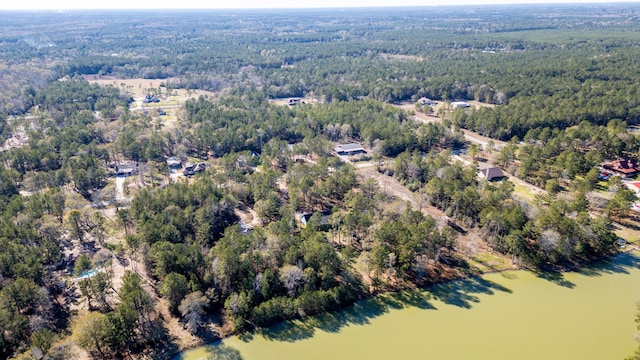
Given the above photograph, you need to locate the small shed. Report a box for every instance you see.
[183,163,206,176]
[116,165,135,177]
[287,98,306,107]
[299,211,332,230]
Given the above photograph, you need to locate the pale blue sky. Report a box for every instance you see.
[1,0,639,10]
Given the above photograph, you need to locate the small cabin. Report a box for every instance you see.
[602,159,640,178]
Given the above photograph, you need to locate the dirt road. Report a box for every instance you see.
[356,167,446,220]
[115,175,127,202]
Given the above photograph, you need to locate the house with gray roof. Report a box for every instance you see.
[334,143,365,156]
[478,164,505,181]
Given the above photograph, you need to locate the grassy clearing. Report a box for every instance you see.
[159,114,179,130]
[615,224,640,244]
[86,76,217,103]
[467,252,513,273]
[513,184,535,201]
[140,99,181,107]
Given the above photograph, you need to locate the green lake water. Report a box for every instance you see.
[177,252,640,360]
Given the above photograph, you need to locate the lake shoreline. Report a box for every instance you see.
[167,248,638,360]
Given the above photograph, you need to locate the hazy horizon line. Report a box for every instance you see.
[1,1,640,12]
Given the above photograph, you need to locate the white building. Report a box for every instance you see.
[451,101,471,109]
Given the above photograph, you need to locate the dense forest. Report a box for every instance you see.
[0,4,639,359]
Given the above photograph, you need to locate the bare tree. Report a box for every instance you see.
[539,229,561,257]
[179,291,208,333]
[280,265,304,297]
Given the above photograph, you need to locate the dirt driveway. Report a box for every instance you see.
[356,166,445,220]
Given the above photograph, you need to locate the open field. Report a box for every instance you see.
[85,76,217,107]
[86,76,219,130]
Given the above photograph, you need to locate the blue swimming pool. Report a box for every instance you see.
[77,269,99,279]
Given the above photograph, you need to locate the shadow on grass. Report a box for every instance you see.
[174,343,243,360]
[499,271,519,280]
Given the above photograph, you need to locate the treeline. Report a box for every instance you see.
[35,78,131,121]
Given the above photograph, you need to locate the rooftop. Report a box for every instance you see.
[167,157,181,164]
[335,143,364,152]
[451,101,471,108]
[626,182,640,189]
[479,166,504,180]
[603,159,640,174]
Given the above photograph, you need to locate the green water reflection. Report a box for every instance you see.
[178,252,640,360]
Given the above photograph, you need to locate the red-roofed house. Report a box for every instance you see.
[625,181,640,197]
[602,159,640,178]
